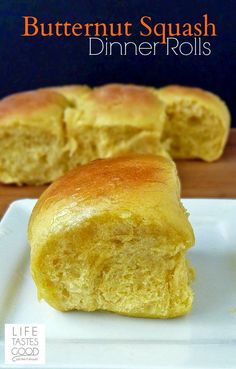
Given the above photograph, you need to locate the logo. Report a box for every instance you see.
[5,324,45,365]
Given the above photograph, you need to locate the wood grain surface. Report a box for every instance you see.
[0,129,235,217]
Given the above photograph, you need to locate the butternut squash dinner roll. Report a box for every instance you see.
[28,155,195,318]
[157,85,231,161]
[0,89,70,185]
[0,84,166,185]
[57,83,167,169]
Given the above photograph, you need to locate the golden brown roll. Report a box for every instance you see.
[0,89,70,185]
[0,83,230,185]
[157,85,231,161]
[0,84,166,185]
[62,84,167,169]
[28,155,195,318]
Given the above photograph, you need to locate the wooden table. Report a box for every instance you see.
[0,129,236,217]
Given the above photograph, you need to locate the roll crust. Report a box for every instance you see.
[0,89,68,130]
[87,84,165,128]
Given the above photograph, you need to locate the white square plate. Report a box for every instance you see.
[0,199,236,368]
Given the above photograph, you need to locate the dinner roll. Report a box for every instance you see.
[0,89,70,185]
[157,85,231,161]
[28,155,195,318]
[62,84,167,169]
[0,84,166,185]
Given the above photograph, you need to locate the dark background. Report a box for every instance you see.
[0,0,235,125]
